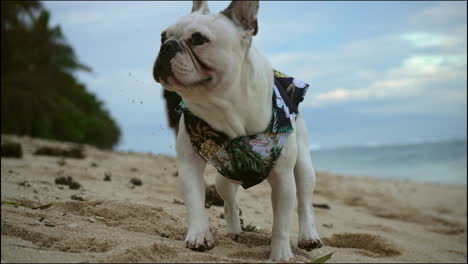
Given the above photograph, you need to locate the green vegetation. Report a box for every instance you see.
[312,252,335,263]
[1,200,52,210]
[1,1,120,149]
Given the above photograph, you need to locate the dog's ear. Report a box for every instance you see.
[221,0,259,36]
[192,0,210,14]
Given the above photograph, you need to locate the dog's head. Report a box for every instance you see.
[153,0,259,97]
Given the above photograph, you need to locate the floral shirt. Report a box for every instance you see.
[177,70,309,189]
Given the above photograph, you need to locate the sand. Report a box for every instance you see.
[1,134,467,263]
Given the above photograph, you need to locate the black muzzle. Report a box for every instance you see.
[153,39,183,83]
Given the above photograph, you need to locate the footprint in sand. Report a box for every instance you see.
[228,250,270,261]
[1,200,189,255]
[373,212,465,235]
[102,242,230,263]
[51,200,188,239]
[2,221,117,253]
[322,233,400,258]
[344,196,465,236]
[102,243,177,262]
[232,231,271,247]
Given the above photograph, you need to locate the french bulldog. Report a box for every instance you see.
[153,0,322,261]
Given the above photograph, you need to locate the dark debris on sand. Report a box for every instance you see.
[57,157,66,166]
[34,146,85,159]
[70,194,86,201]
[205,184,224,208]
[130,177,142,186]
[1,142,23,158]
[18,180,31,187]
[313,203,331,210]
[104,172,112,181]
[55,176,81,190]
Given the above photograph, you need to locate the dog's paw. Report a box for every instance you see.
[298,238,323,251]
[269,240,293,262]
[184,228,215,252]
[269,248,293,262]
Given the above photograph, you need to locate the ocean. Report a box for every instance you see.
[310,139,467,185]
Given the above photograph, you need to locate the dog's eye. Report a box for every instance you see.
[161,32,167,43]
[189,32,209,46]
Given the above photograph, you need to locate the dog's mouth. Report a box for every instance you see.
[186,76,212,86]
[159,41,214,90]
[167,75,212,88]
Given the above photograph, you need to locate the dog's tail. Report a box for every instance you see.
[163,90,182,135]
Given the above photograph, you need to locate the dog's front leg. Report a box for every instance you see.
[176,116,214,251]
[268,136,297,262]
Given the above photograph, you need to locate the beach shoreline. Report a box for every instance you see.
[1,134,467,263]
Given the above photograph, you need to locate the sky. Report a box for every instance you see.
[43,1,467,155]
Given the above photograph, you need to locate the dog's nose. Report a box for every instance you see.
[153,40,183,83]
[162,39,182,56]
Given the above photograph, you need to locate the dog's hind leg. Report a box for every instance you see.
[216,174,242,234]
[294,116,323,251]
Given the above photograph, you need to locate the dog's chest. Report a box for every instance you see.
[178,70,309,189]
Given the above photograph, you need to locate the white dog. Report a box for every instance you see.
[153,1,322,261]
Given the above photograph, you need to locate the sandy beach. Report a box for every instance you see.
[1,134,467,263]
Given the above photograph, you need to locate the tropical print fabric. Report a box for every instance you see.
[176,70,309,189]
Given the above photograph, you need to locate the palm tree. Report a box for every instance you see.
[1,1,121,149]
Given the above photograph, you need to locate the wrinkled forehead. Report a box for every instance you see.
[165,12,238,39]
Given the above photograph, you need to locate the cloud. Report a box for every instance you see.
[357,94,467,115]
[401,32,461,49]
[256,19,318,51]
[267,4,466,112]
[392,54,467,77]
[42,1,466,153]
[57,2,189,28]
[268,32,411,86]
[411,1,467,29]
[304,53,467,108]
[60,1,464,116]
